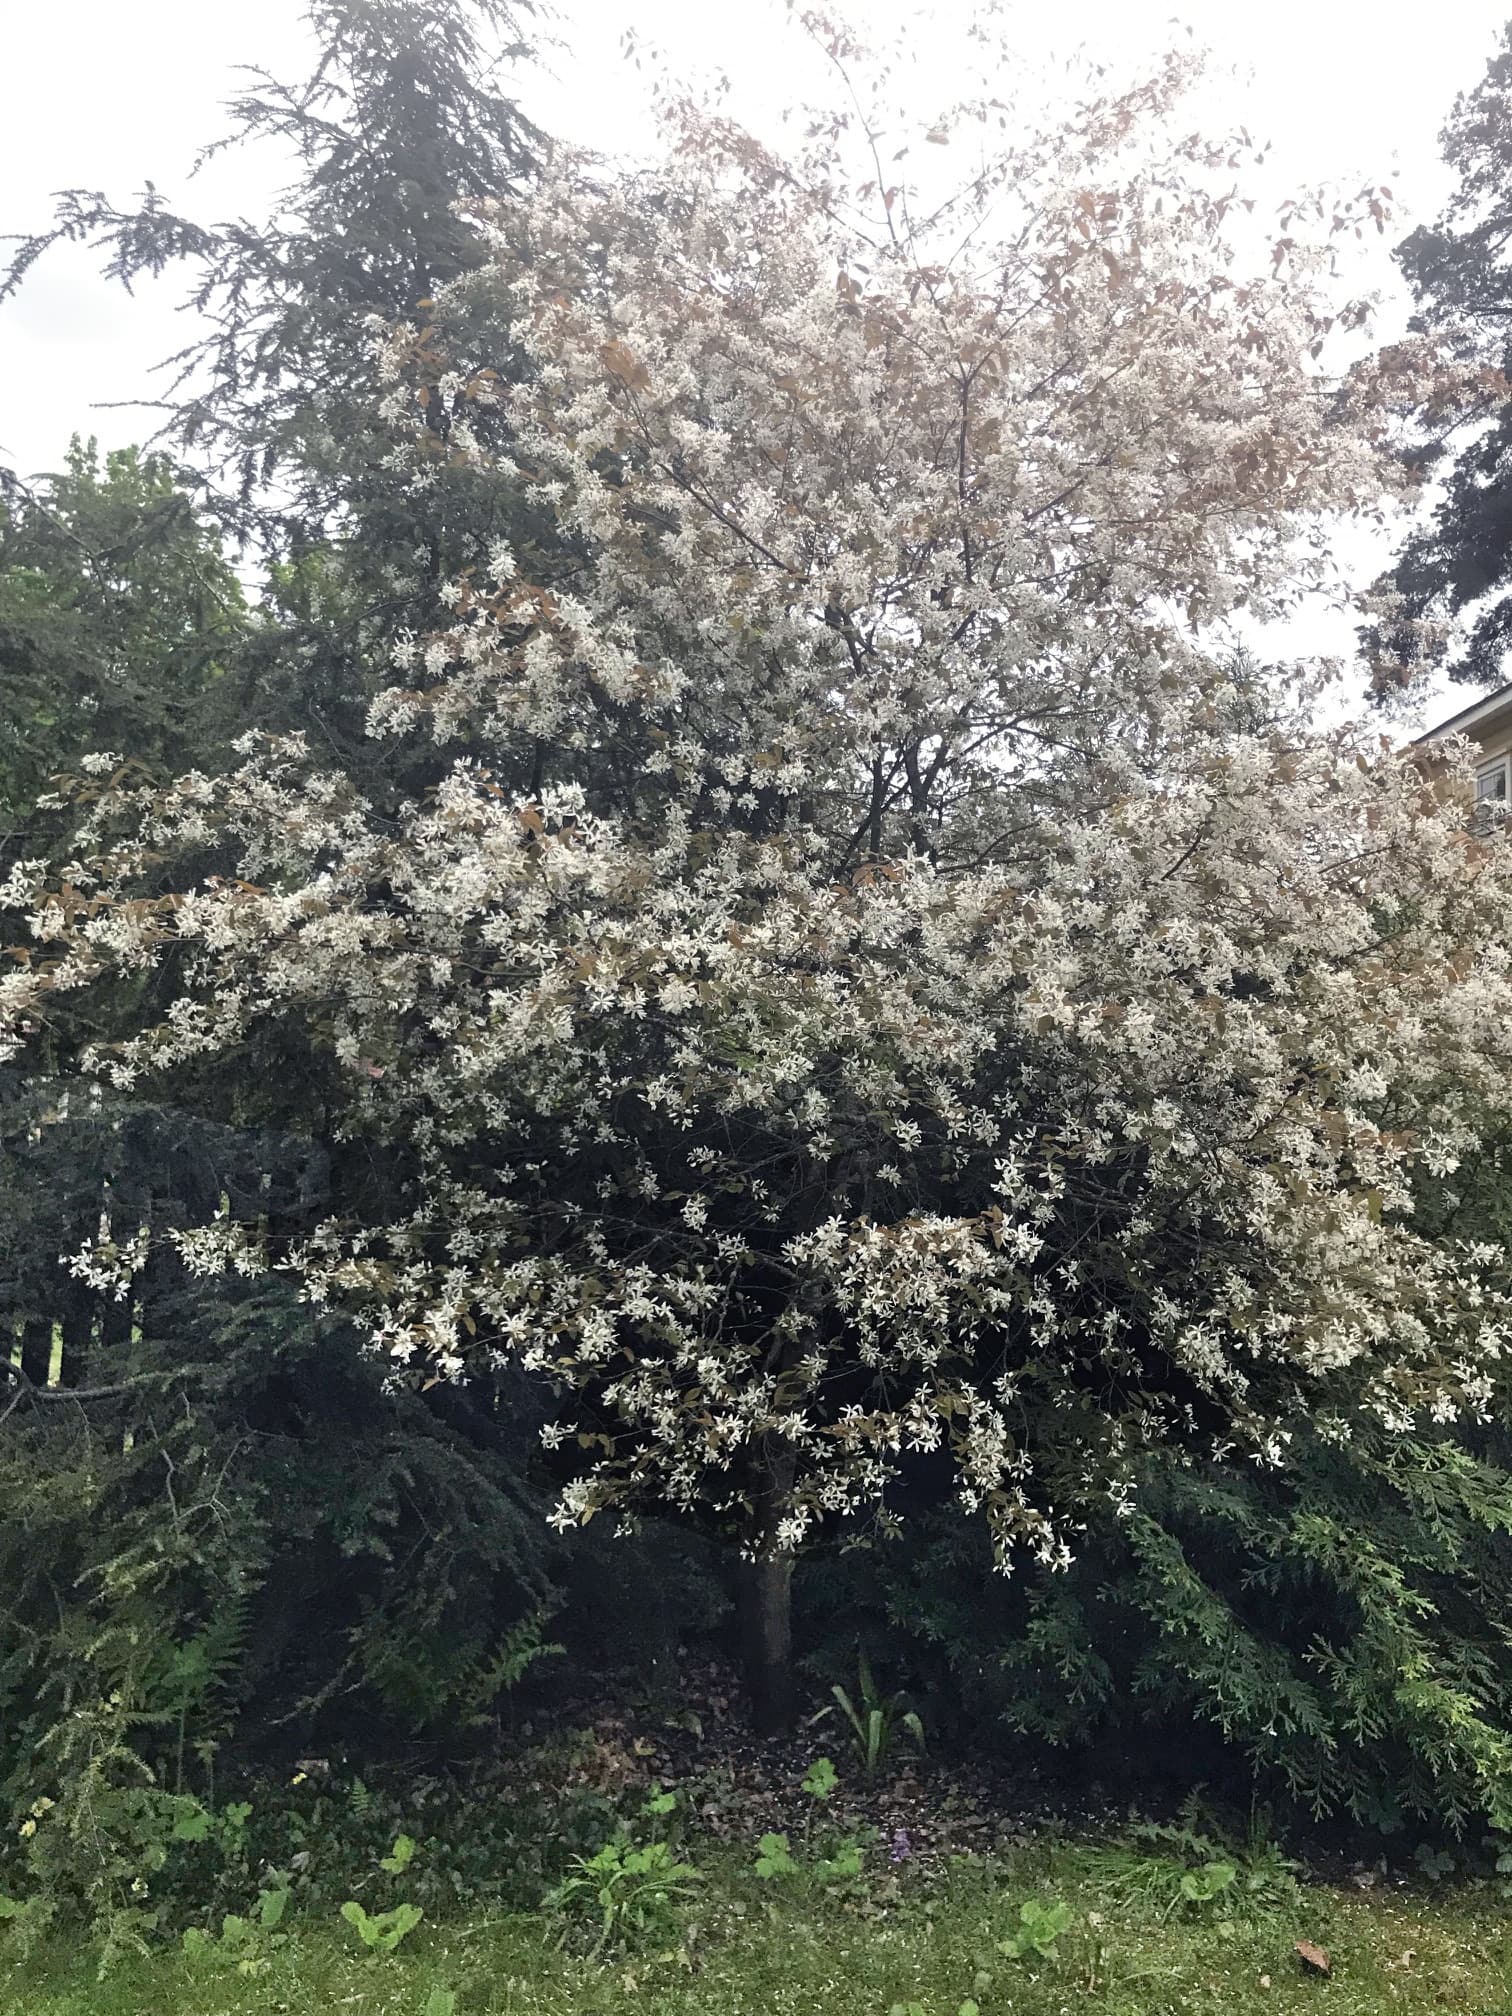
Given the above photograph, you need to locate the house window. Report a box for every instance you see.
[1476,757,1511,805]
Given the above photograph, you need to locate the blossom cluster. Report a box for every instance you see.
[5,41,1510,1569]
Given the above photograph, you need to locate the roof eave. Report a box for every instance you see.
[1413,680,1512,746]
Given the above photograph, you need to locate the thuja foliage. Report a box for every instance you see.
[807,1113,1512,1838]
[0,441,244,836]
[824,1417,1512,1837]
[811,1122,1512,1832]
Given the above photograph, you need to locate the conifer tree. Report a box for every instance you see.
[1368,21,1512,694]
[0,4,571,1898]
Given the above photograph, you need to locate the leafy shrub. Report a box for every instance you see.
[339,1899,424,1954]
[1084,1800,1300,1920]
[546,1782,700,1955]
[801,1757,838,1802]
[182,1884,291,1976]
[803,1406,1512,1840]
[998,1898,1072,1962]
[548,1838,700,1956]
[0,1092,729,1938]
[751,1827,868,1892]
[753,1832,799,1880]
[828,1653,925,1778]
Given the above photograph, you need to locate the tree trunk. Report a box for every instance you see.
[741,1434,799,1733]
[18,1315,53,1389]
[742,1546,795,1735]
[56,1289,95,1390]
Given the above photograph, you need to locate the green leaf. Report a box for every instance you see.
[865,1707,884,1771]
[1178,1859,1237,1904]
[754,1831,798,1879]
[831,1683,863,1742]
[801,1756,837,1800]
[340,1900,374,1947]
[1000,1896,1072,1960]
[378,1903,424,1950]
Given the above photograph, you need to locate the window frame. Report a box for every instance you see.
[1476,754,1512,805]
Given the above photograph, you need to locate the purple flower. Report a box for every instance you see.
[889,1827,913,1864]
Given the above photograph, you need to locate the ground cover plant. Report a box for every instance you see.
[7,1830,1512,2016]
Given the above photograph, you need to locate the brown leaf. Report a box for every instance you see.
[600,339,651,391]
[1295,1940,1331,1977]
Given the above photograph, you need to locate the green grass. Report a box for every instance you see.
[4,1843,1512,2016]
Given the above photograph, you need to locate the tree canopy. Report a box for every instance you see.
[9,28,1512,1739]
[14,15,1512,1920]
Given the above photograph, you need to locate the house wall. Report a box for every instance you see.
[1421,700,1512,800]
[1475,720,1512,769]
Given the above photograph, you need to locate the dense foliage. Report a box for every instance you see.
[9,0,1512,1951]
[0,0,585,1938]
[1368,20,1512,694]
[0,442,243,837]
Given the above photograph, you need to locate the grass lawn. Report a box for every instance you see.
[4,1841,1511,2016]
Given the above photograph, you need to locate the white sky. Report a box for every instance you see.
[3,0,1511,731]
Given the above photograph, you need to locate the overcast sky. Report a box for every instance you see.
[3,0,1511,728]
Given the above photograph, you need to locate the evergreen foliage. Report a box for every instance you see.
[0,441,243,837]
[0,1081,554,1921]
[1368,21,1512,694]
[0,0,585,1931]
[811,1123,1512,1833]
[2,0,540,552]
[4,0,558,781]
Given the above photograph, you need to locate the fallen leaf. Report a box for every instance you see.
[1295,1940,1331,1977]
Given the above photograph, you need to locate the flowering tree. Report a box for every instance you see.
[7,21,1512,1727]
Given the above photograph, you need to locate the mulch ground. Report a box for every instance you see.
[504,1656,1133,1874]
